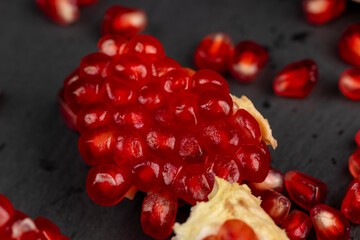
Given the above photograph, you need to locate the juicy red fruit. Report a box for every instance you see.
[281,210,312,240]
[76,102,111,133]
[206,155,242,184]
[310,204,350,240]
[191,69,229,93]
[273,59,318,98]
[216,219,259,240]
[0,194,14,230]
[198,90,233,121]
[302,0,346,25]
[356,130,360,147]
[231,109,261,145]
[338,68,360,101]
[339,24,360,67]
[260,190,291,225]
[36,0,79,26]
[125,35,166,62]
[130,157,163,192]
[102,6,147,39]
[228,41,269,83]
[194,32,233,74]
[348,148,360,178]
[98,34,127,57]
[247,168,284,196]
[341,177,360,224]
[285,170,327,211]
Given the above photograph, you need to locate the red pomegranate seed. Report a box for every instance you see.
[285,170,327,211]
[302,0,346,25]
[36,0,79,26]
[86,164,131,206]
[170,93,200,128]
[141,191,178,239]
[216,219,259,240]
[247,168,284,196]
[310,204,350,240]
[0,194,14,230]
[130,157,163,192]
[63,68,80,87]
[102,78,137,107]
[154,105,175,128]
[273,59,318,98]
[79,53,111,82]
[102,6,147,39]
[137,82,166,111]
[178,134,203,162]
[161,68,193,94]
[98,34,127,57]
[125,35,165,62]
[78,127,116,166]
[231,109,261,145]
[341,177,360,224]
[197,90,233,121]
[174,164,215,205]
[338,68,360,101]
[34,217,61,240]
[161,159,183,190]
[77,0,98,7]
[206,155,242,184]
[0,210,39,239]
[191,69,230,93]
[111,104,151,132]
[281,210,312,240]
[76,102,111,133]
[228,41,269,83]
[234,144,271,183]
[339,24,360,67]
[58,90,77,130]
[356,130,360,146]
[349,148,360,178]
[151,56,181,78]
[194,32,234,74]
[145,127,176,156]
[260,190,291,225]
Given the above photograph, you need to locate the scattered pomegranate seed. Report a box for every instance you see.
[228,41,269,83]
[310,204,350,240]
[247,168,284,196]
[0,194,14,230]
[216,219,259,240]
[36,0,79,25]
[341,177,360,224]
[302,0,346,25]
[281,210,312,240]
[34,217,62,240]
[77,0,98,7]
[339,24,360,67]
[194,32,234,74]
[141,191,178,239]
[273,59,318,98]
[338,68,360,101]
[285,170,327,211]
[102,6,147,39]
[98,34,128,57]
[260,190,291,225]
[349,148,360,178]
[356,130,360,146]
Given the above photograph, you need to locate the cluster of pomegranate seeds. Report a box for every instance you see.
[302,0,346,25]
[102,6,147,39]
[36,0,80,25]
[60,34,273,239]
[273,59,318,98]
[0,194,69,240]
[202,219,258,240]
[338,68,360,101]
[281,210,312,240]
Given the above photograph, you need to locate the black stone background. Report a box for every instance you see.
[0,0,359,239]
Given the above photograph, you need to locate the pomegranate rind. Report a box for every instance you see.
[172,177,288,240]
[231,95,277,149]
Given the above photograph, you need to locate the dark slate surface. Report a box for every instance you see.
[0,0,359,239]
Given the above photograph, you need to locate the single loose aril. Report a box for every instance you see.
[228,41,269,83]
[273,59,318,98]
[349,148,360,178]
[341,177,360,224]
[285,170,327,211]
[102,6,147,39]
[194,32,234,74]
[310,204,350,240]
[260,190,291,225]
[302,0,346,25]
[338,68,360,101]
[36,0,79,25]
[339,24,360,67]
[247,168,284,196]
[281,210,312,240]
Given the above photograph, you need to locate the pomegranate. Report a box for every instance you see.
[302,0,346,25]
[349,148,360,178]
[338,68,360,101]
[281,210,312,240]
[36,0,79,25]
[341,177,360,224]
[339,24,360,67]
[259,190,291,225]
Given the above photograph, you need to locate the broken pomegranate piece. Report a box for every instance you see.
[341,177,360,224]
[349,148,360,178]
[102,6,147,39]
[338,68,360,101]
[273,59,318,98]
[36,0,79,25]
[310,204,350,240]
[281,210,312,240]
[284,170,327,211]
[339,24,360,67]
[260,190,291,225]
[302,0,346,25]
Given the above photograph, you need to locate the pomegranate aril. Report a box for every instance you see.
[247,168,284,196]
[174,164,215,205]
[356,130,360,146]
[197,90,233,121]
[191,69,229,93]
[151,56,181,78]
[137,82,166,111]
[234,144,271,183]
[76,102,111,133]
[170,93,200,128]
[178,134,203,162]
[141,191,178,240]
[34,217,61,240]
[206,155,242,184]
[63,68,80,87]
[78,127,116,166]
[228,41,269,83]
[1,210,39,239]
[310,204,350,240]
[161,160,183,189]
[130,157,163,193]
[36,0,79,26]
[86,163,131,206]
[349,148,360,178]
[216,219,259,240]
[154,105,175,128]
[194,32,233,74]
[339,24,360,67]
[281,210,312,240]
[78,53,111,82]
[338,68,360,101]
[285,170,327,211]
[161,68,193,94]
[260,190,291,225]
[0,194,14,230]
[302,0,346,25]
[58,90,77,130]
[146,127,176,156]
[102,6,147,39]
[273,59,318,98]
[341,177,360,223]
[77,0,98,7]
[98,34,127,57]
[125,35,165,62]
[111,104,150,132]
[231,109,261,145]
[102,78,137,107]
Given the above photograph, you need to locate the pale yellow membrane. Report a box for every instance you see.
[173,177,289,240]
